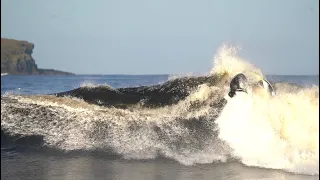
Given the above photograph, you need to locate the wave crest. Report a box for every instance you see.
[1,44,318,175]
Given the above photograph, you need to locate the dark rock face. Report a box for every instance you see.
[1,38,73,75]
[16,58,38,74]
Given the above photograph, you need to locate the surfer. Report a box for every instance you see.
[228,73,276,98]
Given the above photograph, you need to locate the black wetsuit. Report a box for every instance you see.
[228,73,248,98]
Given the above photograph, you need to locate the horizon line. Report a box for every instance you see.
[2,73,319,76]
[72,73,319,76]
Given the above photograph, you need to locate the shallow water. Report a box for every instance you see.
[1,149,318,180]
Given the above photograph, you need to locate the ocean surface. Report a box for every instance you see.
[1,74,319,96]
[1,73,319,180]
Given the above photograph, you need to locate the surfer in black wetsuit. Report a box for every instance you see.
[228,73,275,98]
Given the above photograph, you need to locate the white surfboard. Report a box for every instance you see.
[249,72,276,96]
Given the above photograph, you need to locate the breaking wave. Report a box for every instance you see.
[1,45,318,175]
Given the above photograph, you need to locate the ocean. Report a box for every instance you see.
[1,46,319,180]
[1,74,319,180]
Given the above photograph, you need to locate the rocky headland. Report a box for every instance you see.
[1,38,74,75]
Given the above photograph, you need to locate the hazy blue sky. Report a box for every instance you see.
[1,0,319,75]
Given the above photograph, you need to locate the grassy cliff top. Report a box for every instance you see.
[1,38,34,55]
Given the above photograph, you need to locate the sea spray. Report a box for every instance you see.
[1,44,318,175]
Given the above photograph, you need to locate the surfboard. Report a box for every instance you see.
[249,72,276,96]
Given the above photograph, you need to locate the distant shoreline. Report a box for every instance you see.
[1,38,74,75]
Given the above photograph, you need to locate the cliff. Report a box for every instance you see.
[1,38,74,75]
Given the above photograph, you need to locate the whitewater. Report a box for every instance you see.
[1,45,318,176]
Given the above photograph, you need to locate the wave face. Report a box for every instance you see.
[1,45,319,175]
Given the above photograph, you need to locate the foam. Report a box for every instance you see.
[1,44,318,175]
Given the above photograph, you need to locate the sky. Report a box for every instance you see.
[1,0,319,75]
